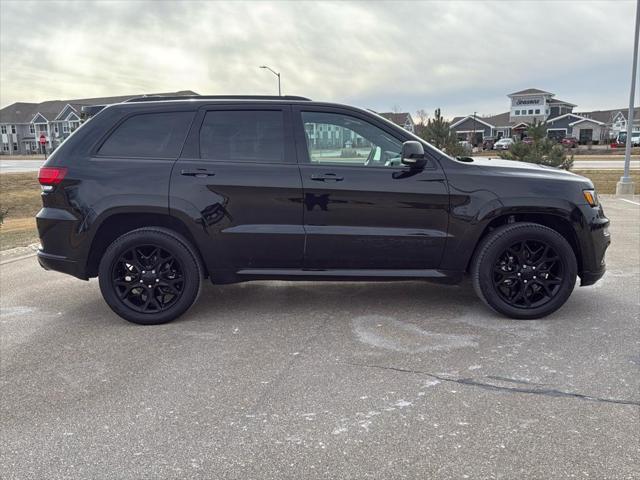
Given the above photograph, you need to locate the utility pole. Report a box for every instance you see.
[259,65,281,96]
[617,0,640,196]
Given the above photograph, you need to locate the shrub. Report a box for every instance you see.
[499,120,573,170]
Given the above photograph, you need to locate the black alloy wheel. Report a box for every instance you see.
[99,227,202,325]
[492,240,563,309]
[112,244,185,314]
[472,222,577,319]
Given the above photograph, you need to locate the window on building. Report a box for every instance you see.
[0,125,6,134]
[98,112,194,158]
[515,110,520,115]
[62,124,69,134]
[54,124,59,134]
[535,109,540,114]
[11,125,16,134]
[29,124,35,134]
[12,143,18,151]
[2,143,8,152]
[199,110,286,163]
[528,109,534,115]
[301,111,402,167]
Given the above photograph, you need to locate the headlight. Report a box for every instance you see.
[583,189,599,207]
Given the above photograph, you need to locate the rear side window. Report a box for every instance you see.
[98,112,193,158]
[199,110,285,163]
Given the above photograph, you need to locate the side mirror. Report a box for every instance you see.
[401,141,426,168]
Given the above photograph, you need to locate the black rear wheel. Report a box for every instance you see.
[472,223,577,319]
[99,228,202,325]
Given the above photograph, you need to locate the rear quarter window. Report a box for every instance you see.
[98,111,194,158]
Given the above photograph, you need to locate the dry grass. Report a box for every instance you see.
[0,172,41,250]
[573,170,640,194]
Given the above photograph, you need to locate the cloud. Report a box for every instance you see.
[0,0,635,118]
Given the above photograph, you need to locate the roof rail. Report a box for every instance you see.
[124,95,312,103]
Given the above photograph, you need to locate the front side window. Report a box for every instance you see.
[301,111,402,167]
[98,112,193,158]
[199,110,285,162]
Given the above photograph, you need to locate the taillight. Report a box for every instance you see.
[38,167,67,186]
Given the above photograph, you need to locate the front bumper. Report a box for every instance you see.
[577,205,610,286]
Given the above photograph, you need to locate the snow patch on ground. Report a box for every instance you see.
[352,315,478,353]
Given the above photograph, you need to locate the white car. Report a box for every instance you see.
[632,134,640,146]
[493,138,514,150]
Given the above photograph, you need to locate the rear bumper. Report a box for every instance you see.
[37,250,88,280]
[580,265,606,286]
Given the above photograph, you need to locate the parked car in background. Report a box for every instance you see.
[482,137,496,150]
[632,133,640,146]
[36,95,609,324]
[493,138,514,150]
[522,137,534,145]
[561,136,578,148]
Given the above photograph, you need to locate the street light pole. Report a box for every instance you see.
[259,65,281,96]
[472,111,477,147]
[617,0,640,196]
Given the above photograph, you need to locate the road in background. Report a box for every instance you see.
[1,197,639,479]
[0,160,45,173]
[1,158,639,173]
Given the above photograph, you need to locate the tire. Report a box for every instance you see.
[98,227,202,325]
[471,222,577,320]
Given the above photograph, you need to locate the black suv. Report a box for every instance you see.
[36,95,610,324]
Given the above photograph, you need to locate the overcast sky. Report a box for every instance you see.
[0,0,637,119]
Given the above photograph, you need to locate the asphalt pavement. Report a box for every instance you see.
[1,197,639,479]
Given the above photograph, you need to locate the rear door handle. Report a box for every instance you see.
[180,169,216,178]
[310,173,344,182]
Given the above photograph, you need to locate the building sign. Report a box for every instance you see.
[515,98,542,106]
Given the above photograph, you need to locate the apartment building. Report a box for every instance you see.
[0,91,197,155]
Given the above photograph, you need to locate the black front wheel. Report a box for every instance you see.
[99,227,202,325]
[472,222,577,319]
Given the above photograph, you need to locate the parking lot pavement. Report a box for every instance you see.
[1,197,638,479]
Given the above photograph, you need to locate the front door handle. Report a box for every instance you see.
[180,169,216,178]
[310,173,344,182]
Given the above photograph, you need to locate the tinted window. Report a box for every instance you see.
[98,112,193,158]
[302,111,402,167]
[200,110,285,163]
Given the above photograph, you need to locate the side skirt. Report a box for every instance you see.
[228,268,464,284]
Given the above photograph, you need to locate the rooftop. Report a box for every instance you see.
[508,88,553,97]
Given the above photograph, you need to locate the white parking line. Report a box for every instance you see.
[618,198,640,206]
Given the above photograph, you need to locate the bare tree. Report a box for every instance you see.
[415,109,428,126]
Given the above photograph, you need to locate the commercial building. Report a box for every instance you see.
[450,88,637,145]
[0,91,197,155]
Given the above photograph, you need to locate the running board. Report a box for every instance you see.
[236,268,462,283]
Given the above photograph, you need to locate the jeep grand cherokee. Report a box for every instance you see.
[36,95,610,324]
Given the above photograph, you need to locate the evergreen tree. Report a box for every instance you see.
[500,120,573,170]
[421,108,466,157]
